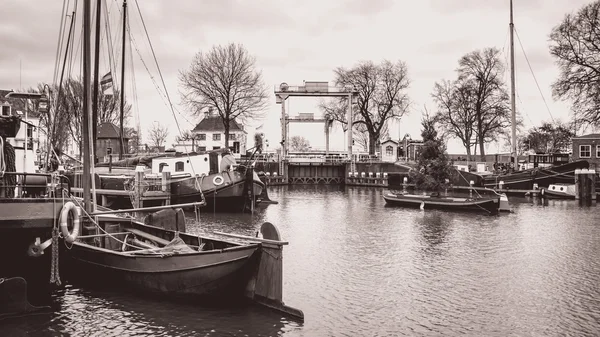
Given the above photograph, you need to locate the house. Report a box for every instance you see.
[572,133,600,169]
[188,110,247,157]
[380,139,399,162]
[96,122,129,161]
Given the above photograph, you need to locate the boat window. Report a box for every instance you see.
[580,145,591,158]
[597,145,600,158]
[175,161,184,172]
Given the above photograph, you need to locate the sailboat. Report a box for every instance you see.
[478,0,589,193]
[63,0,302,319]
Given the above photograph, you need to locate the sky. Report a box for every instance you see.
[0,0,593,154]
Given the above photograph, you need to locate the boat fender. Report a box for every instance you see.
[59,201,81,244]
[212,175,224,186]
[541,188,545,196]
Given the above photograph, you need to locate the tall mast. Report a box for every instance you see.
[92,0,102,164]
[82,0,92,213]
[509,0,517,171]
[119,0,127,160]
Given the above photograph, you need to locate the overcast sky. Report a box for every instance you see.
[0,0,592,154]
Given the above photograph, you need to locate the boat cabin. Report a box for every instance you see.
[150,150,236,177]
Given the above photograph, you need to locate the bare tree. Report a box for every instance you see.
[179,43,268,148]
[432,79,478,160]
[148,124,169,148]
[289,135,310,152]
[319,60,410,155]
[549,1,600,127]
[456,48,511,161]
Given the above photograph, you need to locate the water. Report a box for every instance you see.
[3,185,600,336]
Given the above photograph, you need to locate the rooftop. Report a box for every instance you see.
[192,113,244,133]
[97,122,129,139]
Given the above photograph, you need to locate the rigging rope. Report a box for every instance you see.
[514,27,555,123]
[133,0,206,207]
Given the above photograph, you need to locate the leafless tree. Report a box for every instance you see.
[179,43,268,148]
[319,60,410,155]
[456,48,511,161]
[432,79,478,160]
[148,124,169,148]
[549,1,600,127]
[289,135,310,152]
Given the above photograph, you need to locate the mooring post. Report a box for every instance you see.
[575,169,596,201]
[469,180,474,198]
[403,177,408,193]
[161,165,171,206]
[134,165,144,212]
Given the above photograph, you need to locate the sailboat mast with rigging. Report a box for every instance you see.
[509,0,517,171]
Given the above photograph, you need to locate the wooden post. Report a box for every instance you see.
[469,180,474,198]
[161,166,171,206]
[133,165,144,212]
[575,169,596,201]
[403,177,407,193]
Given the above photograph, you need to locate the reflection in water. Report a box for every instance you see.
[3,185,600,336]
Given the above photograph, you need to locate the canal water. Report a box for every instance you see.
[3,185,600,336]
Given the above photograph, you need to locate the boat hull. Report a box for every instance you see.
[482,160,589,190]
[66,242,261,301]
[0,198,67,306]
[540,184,577,199]
[383,192,500,214]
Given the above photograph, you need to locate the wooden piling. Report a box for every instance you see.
[161,169,171,206]
[575,169,597,201]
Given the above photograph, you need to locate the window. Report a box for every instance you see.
[175,161,184,172]
[27,125,33,138]
[1,105,10,116]
[229,133,236,141]
[385,145,394,156]
[597,145,600,158]
[580,145,591,158]
[213,146,220,150]
[158,163,168,172]
[198,133,206,141]
[213,133,221,141]
[198,146,206,152]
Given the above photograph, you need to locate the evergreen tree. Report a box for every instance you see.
[409,113,453,191]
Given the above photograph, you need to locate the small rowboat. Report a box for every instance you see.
[382,191,500,215]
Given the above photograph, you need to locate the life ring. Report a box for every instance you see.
[59,201,81,244]
[212,175,224,186]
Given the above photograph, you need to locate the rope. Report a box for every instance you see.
[49,194,61,286]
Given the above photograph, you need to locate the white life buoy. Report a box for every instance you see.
[212,175,224,186]
[60,201,81,244]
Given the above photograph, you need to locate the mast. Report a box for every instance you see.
[82,0,92,212]
[119,0,127,160]
[509,0,517,171]
[92,0,102,164]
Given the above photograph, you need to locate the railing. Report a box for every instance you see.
[274,85,356,94]
[0,172,70,198]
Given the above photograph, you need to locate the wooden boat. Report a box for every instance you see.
[383,190,500,215]
[540,183,576,199]
[481,159,589,191]
[75,151,267,212]
[64,206,262,301]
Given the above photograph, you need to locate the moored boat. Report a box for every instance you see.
[383,190,501,215]
[540,183,576,199]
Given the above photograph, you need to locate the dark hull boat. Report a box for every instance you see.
[66,215,261,301]
[383,191,500,215]
[481,160,589,191]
